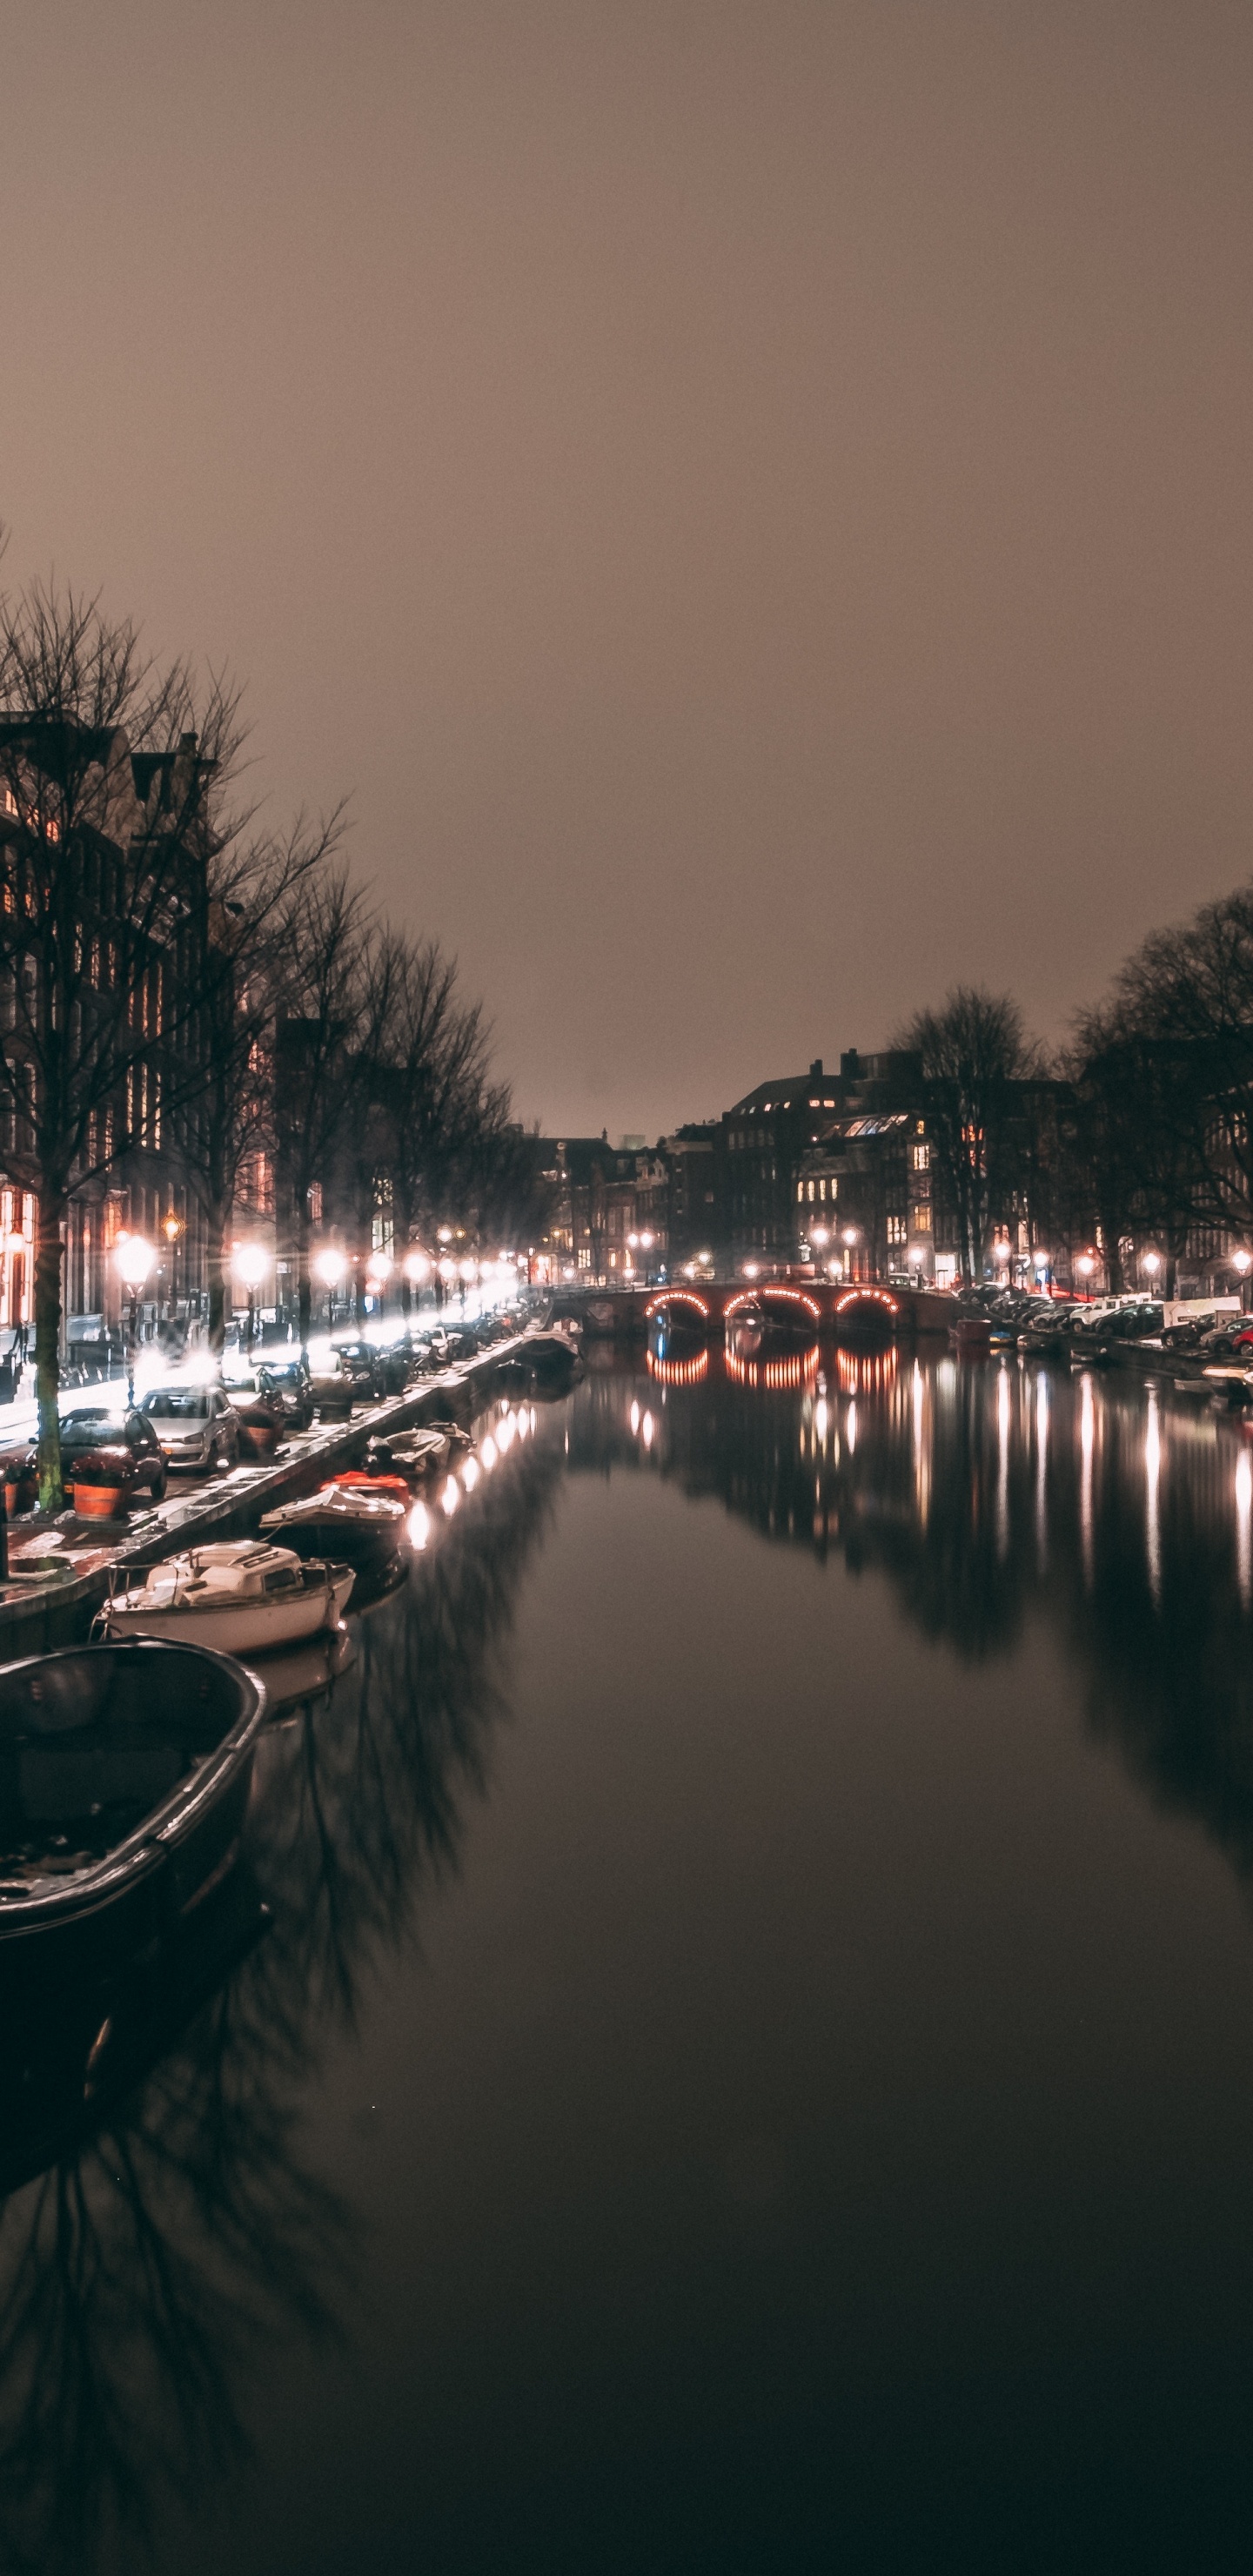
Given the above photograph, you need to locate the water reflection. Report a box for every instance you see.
[0,1424,562,2576]
[578,1345,1253,1879]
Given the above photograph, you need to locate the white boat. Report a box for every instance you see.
[98,1540,355,1655]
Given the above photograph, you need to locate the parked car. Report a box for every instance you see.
[139,1383,242,1473]
[329,1338,386,1401]
[224,1355,314,1432]
[58,1403,169,1499]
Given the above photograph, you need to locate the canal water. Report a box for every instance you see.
[6,1342,1253,2573]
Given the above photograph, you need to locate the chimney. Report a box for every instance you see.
[809,1057,823,1081]
[840,1048,860,1081]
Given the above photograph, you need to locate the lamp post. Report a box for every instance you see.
[402,1248,430,1321]
[1142,1250,1162,1288]
[115,1234,155,1405]
[366,1250,393,1318]
[162,1208,184,1319]
[1076,1251,1096,1301]
[233,1242,267,1355]
[1234,1248,1252,1312]
[313,1245,345,1334]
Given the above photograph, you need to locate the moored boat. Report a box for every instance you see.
[364,1428,450,1482]
[98,1540,354,1654]
[0,1640,264,1985]
[259,1481,410,1566]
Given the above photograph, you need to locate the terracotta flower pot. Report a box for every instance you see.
[3,1479,35,1519]
[70,1484,131,1519]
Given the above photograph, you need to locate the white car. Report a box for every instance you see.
[140,1383,242,1472]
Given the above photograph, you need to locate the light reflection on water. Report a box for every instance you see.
[6,1351,1253,2571]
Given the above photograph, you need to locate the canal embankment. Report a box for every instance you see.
[0,1338,525,1655]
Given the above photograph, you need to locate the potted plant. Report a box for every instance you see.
[69,1448,137,1520]
[1,1450,37,1517]
[236,1398,282,1459]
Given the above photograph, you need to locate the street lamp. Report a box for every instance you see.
[313,1244,345,1332]
[233,1241,267,1354]
[114,1233,155,1404]
[1076,1251,1096,1299]
[994,1240,1011,1267]
[1142,1250,1162,1279]
[162,1208,184,1318]
[1234,1248,1251,1312]
[365,1250,393,1315]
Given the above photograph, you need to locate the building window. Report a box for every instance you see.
[307,1182,323,1224]
[912,1144,929,1171]
[912,1204,931,1231]
[887,1216,907,1246]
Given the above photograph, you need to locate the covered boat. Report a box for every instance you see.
[259,1480,409,1566]
[98,1540,354,1654]
[0,1640,264,1984]
[364,1428,450,1482]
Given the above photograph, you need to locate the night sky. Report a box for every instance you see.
[3,1,1250,1138]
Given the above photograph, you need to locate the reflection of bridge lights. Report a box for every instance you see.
[835,1347,899,1395]
[630,1400,640,1434]
[726,1342,821,1390]
[462,1454,480,1490]
[846,1402,857,1452]
[408,1500,431,1550]
[480,1435,498,1470]
[647,1347,709,1386]
[441,1475,459,1516]
[641,1410,654,1449]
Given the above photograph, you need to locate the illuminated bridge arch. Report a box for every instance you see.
[833,1285,900,1338]
[645,1289,711,1322]
[724,1285,822,1325]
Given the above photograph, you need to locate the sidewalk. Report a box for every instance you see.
[0,1338,521,1656]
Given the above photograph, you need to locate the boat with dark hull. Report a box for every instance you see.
[0,1640,265,1990]
[259,1481,409,1568]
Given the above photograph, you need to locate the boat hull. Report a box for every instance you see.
[259,1510,406,1568]
[0,1640,265,1996]
[101,1566,353,1654]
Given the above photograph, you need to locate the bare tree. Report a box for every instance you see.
[0,577,247,1507]
[179,812,345,1351]
[1099,886,1253,1265]
[368,931,496,1284]
[896,987,1035,1281]
[272,869,373,1348]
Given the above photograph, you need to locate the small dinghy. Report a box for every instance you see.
[98,1540,354,1655]
[364,1429,450,1483]
[259,1481,409,1566]
[0,1640,264,1986]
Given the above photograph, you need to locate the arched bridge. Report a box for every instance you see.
[553,1280,955,1341]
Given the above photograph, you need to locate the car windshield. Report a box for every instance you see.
[62,1408,124,1432]
[143,1391,210,1420]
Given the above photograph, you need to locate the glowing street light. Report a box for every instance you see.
[811,1224,830,1249]
[1142,1250,1162,1278]
[114,1233,155,1403]
[233,1241,267,1352]
[314,1244,345,1331]
[994,1240,1011,1266]
[1234,1251,1251,1275]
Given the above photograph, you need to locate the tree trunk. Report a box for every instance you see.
[296,1209,312,1354]
[205,1205,230,1355]
[34,1185,66,1513]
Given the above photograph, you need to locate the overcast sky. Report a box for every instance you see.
[3,1,1250,1138]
